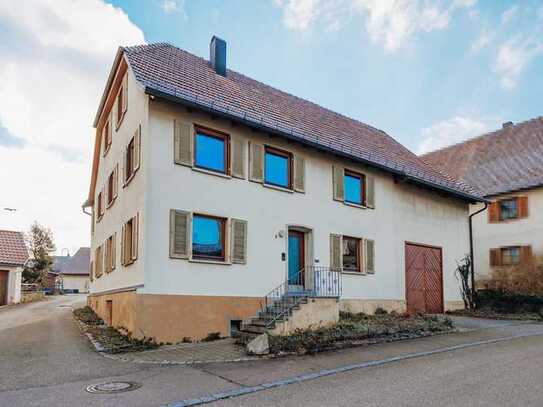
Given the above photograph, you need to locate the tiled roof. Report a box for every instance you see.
[422,117,543,197]
[0,230,29,267]
[121,43,482,201]
[52,255,70,273]
[59,248,90,276]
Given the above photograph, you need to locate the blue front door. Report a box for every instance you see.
[288,231,304,287]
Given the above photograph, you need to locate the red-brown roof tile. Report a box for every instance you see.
[422,117,543,197]
[0,230,29,267]
[121,43,482,201]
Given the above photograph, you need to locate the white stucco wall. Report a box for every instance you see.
[470,187,543,279]
[140,100,469,304]
[1,266,22,305]
[90,59,149,294]
[62,275,90,293]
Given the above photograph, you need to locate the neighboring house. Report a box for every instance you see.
[422,117,543,283]
[84,37,484,342]
[49,254,71,290]
[0,230,29,306]
[52,248,91,293]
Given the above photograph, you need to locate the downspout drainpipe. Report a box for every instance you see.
[469,202,488,307]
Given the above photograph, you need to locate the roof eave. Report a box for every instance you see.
[93,47,125,128]
[145,86,486,204]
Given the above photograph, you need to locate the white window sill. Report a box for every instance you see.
[189,258,232,266]
[263,183,294,194]
[342,271,367,276]
[192,166,232,179]
[344,201,367,210]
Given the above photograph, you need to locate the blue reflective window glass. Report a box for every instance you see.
[192,215,224,260]
[265,150,290,188]
[194,132,226,173]
[344,173,362,205]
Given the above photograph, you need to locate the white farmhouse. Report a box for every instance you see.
[84,37,484,342]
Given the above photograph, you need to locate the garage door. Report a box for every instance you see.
[0,270,8,306]
[405,243,443,314]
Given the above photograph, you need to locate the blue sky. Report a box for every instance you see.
[0,0,541,252]
[111,0,543,153]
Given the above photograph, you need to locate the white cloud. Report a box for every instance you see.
[494,36,543,89]
[417,116,496,154]
[0,0,144,254]
[273,0,477,50]
[161,0,184,15]
[470,28,493,54]
[500,5,518,24]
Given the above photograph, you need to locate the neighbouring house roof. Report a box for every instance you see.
[88,42,484,204]
[0,230,29,267]
[422,117,543,197]
[57,248,90,276]
[52,255,70,273]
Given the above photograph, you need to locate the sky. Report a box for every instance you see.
[0,0,542,254]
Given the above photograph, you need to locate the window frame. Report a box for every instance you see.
[264,145,293,190]
[97,191,103,221]
[116,85,124,129]
[193,125,230,175]
[342,235,361,273]
[191,213,227,262]
[501,246,521,266]
[107,171,114,207]
[499,198,519,221]
[344,169,366,206]
[102,120,111,156]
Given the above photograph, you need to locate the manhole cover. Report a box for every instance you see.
[85,381,141,394]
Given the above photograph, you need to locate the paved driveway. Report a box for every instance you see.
[2,297,543,407]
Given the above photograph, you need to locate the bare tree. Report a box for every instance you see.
[455,255,473,309]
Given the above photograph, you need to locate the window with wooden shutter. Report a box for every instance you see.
[169,210,191,259]
[489,248,501,267]
[112,232,117,270]
[122,74,128,115]
[231,136,246,179]
[332,166,344,201]
[174,120,194,166]
[113,164,118,199]
[366,176,375,208]
[249,142,264,182]
[330,234,342,270]
[488,202,499,223]
[293,155,305,193]
[521,245,532,264]
[518,196,528,218]
[102,119,111,156]
[95,245,103,278]
[231,219,248,264]
[365,239,375,274]
[133,125,141,171]
[131,214,138,261]
[120,224,126,266]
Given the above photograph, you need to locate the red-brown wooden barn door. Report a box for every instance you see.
[405,243,444,314]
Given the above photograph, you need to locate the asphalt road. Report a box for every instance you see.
[1,295,543,407]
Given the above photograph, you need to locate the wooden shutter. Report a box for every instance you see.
[112,233,117,270]
[231,219,248,264]
[231,136,246,179]
[358,238,365,274]
[521,245,532,264]
[122,74,128,114]
[89,260,94,282]
[293,155,305,193]
[488,201,499,223]
[366,175,375,208]
[330,234,342,270]
[113,164,118,199]
[518,196,528,218]
[133,125,141,171]
[365,239,375,274]
[121,145,127,186]
[249,142,264,182]
[131,214,138,261]
[489,248,501,267]
[120,224,126,266]
[174,120,193,166]
[332,166,344,201]
[169,209,191,259]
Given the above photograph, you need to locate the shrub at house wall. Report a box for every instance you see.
[482,255,543,296]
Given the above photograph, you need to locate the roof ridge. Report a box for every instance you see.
[422,115,543,158]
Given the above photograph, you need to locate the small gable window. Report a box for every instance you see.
[192,214,226,261]
[194,127,228,174]
[264,146,292,189]
[344,170,365,205]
